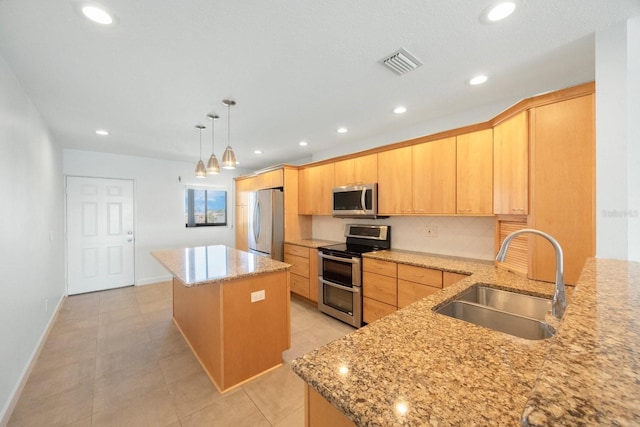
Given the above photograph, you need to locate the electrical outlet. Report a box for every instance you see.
[425,226,438,238]
[251,290,265,303]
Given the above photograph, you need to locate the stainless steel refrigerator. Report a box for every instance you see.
[248,188,284,261]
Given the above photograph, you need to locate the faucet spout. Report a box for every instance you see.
[496,228,566,319]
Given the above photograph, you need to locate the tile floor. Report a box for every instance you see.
[8,281,355,427]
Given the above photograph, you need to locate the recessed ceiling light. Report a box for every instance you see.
[481,1,516,23]
[81,4,114,25]
[299,141,308,147]
[469,75,488,85]
[95,129,109,136]
[337,127,348,134]
[254,150,263,155]
[394,106,407,114]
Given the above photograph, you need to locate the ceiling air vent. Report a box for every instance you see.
[380,48,423,75]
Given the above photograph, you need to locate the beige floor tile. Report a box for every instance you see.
[242,364,305,425]
[150,327,191,360]
[96,327,151,355]
[273,405,305,427]
[8,380,93,427]
[98,304,141,324]
[180,388,270,427]
[64,416,93,427]
[142,306,174,333]
[92,387,178,427]
[97,313,146,341]
[159,348,203,384]
[166,370,220,417]
[20,357,95,401]
[146,316,179,341]
[95,340,158,378]
[49,315,99,338]
[93,362,167,413]
[38,329,98,362]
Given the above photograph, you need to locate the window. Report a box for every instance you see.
[185,187,227,227]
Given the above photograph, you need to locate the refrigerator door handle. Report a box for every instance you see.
[253,197,261,243]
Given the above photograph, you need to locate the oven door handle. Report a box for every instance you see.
[319,278,361,293]
[318,253,359,264]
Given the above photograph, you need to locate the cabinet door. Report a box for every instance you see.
[529,94,595,285]
[377,147,412,214]
[456,129,493,215]
[493,111,528,214]
[412,137,456,214]
[397,280,440,308]
[299,164,335,215]
[256,169,283,189]
[334,154,378,187]
[235,204,248,251]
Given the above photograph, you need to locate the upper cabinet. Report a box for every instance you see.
[456,129,493,215]
[412,137,457,215]
[377,147,413,214]
[528,94,595,285]
[299,163,335,215]
[493,111,528,215]
[334,153,378,187]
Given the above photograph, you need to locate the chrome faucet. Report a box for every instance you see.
[496,228,566,319]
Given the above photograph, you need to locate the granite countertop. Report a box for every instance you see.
[152,244,291,287]
[291,249,640,425]
[285,238,341,249]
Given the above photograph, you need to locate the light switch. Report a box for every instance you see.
[251,290,265,303]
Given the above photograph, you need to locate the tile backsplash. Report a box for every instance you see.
[312,215,496,260]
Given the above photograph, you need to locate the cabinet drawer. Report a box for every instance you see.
[397,279,441,308]
[363,297,396,324]
[363,271,397,306]
[363,258,397,277]
[397,264,442,288]
[284,244,309,258]
[290,273,310,298]
[284,254,309,277]
[443,271,469,288]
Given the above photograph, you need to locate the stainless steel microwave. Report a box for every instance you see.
[332,183,378,218]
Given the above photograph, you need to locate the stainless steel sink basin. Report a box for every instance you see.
[436,301,555,340]
[455,285,551,321]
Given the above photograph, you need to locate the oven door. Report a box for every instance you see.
[318,252,361,287]
[318,278,362,328]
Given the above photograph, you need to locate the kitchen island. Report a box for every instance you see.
[152,245,291,392]
[291,251,640,425]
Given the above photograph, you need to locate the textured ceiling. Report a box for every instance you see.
[0,0,638,170]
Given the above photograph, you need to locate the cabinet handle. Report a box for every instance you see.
[458,209,472,213]
[511,208,525,213]
[414,209,424,213]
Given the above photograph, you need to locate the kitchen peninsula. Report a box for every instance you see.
[292,252,640,425]
[152,245,291,392]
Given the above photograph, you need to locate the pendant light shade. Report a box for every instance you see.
[194,124,207,178]
[206,114,220,174]
[221,99,237,169]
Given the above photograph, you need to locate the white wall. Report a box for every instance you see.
[595,16,640,261]
[63,150,243,285]
[0,56,65,422]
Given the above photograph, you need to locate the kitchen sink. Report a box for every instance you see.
[436,301,555,340]
[434,285,556,340]
[455,285,551,321]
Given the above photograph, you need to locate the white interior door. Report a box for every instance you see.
[66,176,135,295]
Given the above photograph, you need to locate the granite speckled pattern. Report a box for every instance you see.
[152,244,290,287]
[285,238,342,248]
[522,258,640,426]
[292,251,640,425]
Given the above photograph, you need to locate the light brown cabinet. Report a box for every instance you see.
[457,129,493,215]
[234,178,252,251]
[493,111,528,215]
[284,243,319,301]
[334,153,378,186]
[377,147,412,214]
[443,271,470,288]
[299,163,335,215]
[528,94,595,284]
[397,264,443,308]
[412,137,457,214]
[362,259,397,323]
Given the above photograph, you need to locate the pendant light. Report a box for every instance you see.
[194,124,207,178]
[206,114,220,174]
[221,99,237,169]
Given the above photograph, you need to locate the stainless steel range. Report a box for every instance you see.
[317,224,391,327]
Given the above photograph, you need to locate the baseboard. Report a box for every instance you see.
[136,274,172,286]
[0,294,65,427]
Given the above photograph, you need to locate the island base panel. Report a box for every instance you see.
[173,270,290,392]
[306,385,356,427]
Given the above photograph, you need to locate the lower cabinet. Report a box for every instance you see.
[363,258,470,322]
[306,384,355,427]
[284,243,318,302]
